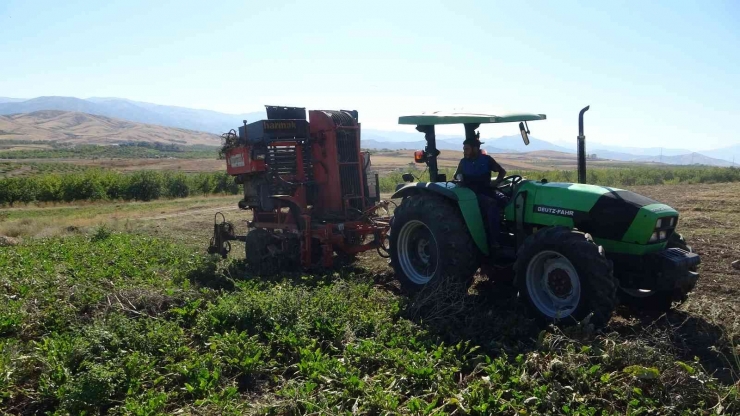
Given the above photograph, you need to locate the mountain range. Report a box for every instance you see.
[362,133,735,167]
[0,96,737,166]
[0,110,219,146]
[0,96,263,134]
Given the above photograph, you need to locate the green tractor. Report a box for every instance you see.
[389,106,700,327]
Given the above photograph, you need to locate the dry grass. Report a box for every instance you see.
[0,194,240,241]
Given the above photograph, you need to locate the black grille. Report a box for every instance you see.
[267,145,297,176]
[339,165,362,197]
[322,110,356,127]
[337,129,358,163]
[652,247,701,271]
[336,127,362,211]
[339,165,363,211]
[265,144,313,195]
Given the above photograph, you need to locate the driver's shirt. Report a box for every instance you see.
[455,154,504,197]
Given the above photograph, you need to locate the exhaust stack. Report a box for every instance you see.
[577,105,590,184]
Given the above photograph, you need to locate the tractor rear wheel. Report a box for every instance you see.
[618,232,697,312]
[245,228,283,276]
[389,194,480,293]
[515,226,617,327]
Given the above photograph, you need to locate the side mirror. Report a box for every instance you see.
[402,173,414,182]
[519,122,530,146]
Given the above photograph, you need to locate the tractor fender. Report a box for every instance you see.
[391,182,489,255]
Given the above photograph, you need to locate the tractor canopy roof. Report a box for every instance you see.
[398,111,546,125]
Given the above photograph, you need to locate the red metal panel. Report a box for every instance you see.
[225,146,266,176]
[309,111,343,213]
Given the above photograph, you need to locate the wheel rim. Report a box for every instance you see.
[397,220,439,284]
[525,250,581,318]
[621,288,655,298]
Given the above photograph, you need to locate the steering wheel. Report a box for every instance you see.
[497,175,523,194]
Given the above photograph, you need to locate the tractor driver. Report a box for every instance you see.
[454,137,509,249]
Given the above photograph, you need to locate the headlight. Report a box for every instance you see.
[649,232,658,243]
[656,218,663,228]
[670,217,676,227]
[659,230,667,240]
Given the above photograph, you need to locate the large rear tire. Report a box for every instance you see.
[515,226,617,328]
[618,232,698,312]
[389,194,480,294]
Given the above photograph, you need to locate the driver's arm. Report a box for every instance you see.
[489,156,506,185]
[453,160,463,180]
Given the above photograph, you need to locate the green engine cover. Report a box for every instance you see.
[392,180,680,257]
[505,180,678,255]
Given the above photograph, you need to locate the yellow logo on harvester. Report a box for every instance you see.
[263,121,296,130]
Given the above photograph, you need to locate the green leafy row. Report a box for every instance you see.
[0,143,218,160]
[0,233,737,414]
[0,170,240,205]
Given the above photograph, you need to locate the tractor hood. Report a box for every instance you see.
[515,181,679,251]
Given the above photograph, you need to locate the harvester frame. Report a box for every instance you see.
[208,105,392,273]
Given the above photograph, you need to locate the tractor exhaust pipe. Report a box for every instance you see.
[577,105,590,184]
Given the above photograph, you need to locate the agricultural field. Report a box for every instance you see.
[0,142,222,179]
[1,181,739,414]
[366,150,659,173]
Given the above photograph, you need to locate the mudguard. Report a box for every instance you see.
[391,182,489,255]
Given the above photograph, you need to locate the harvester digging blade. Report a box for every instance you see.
[207,212,238,259]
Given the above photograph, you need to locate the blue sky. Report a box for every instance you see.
[1,0,738,150]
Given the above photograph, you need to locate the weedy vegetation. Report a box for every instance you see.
[0,170,240,206]
[1,230,738,414]
[1,176,739,414]
[0,142,219,160]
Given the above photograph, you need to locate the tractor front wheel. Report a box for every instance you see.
[515,226,617,327]
[389,194,480,293]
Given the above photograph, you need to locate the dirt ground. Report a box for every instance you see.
[370,149,651,173]
[2,149,654,176]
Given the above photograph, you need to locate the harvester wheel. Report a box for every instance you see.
[245,228,282,276]
[390,194,480,293]
[515,226,617,328]
[618,232,697,312]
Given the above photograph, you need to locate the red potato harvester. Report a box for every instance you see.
[208,105,392,274]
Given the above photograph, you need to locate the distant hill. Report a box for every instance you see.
[0,96,263,134]
[0,110,220,146]
[696,144,740,165]
[0,97,26,104]
[3,96,737,166]
[362,129,461,143]
[363,138,506,153]
[635,152,734,167]
[363,133,734,167]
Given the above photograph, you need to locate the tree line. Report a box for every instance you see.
[0,170,240,205]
